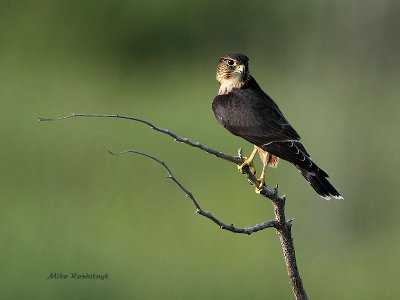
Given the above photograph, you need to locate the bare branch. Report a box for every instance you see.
[39,113,283,200]
[41,113,308,299]
[109,150,276,235]
[39,113,241,164]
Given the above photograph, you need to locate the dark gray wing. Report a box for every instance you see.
[212,80,323,173]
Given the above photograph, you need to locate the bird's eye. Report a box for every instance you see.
[226,59,235,67]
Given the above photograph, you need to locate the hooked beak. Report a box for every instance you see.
[236,64,247,80]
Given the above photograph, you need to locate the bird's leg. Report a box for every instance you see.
[237,145,257,175]
[255,151,270,193]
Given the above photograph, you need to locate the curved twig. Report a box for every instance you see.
[39,113,240,164]
[109,150,276,235]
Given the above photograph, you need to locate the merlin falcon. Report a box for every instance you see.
[212,52,342,200]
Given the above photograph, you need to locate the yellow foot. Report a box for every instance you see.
[255,178,265,194]
[237,156,256,175]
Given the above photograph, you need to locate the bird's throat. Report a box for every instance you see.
[218,78,245,95]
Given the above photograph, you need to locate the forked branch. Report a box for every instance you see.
[39,113,308,300]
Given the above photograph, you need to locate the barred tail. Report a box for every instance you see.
[298,167,343,200]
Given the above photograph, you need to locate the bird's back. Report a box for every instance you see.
[212,77,300,145]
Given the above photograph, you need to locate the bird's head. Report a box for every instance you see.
[216,52,250,95]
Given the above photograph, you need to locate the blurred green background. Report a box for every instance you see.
[1,0,399,299]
